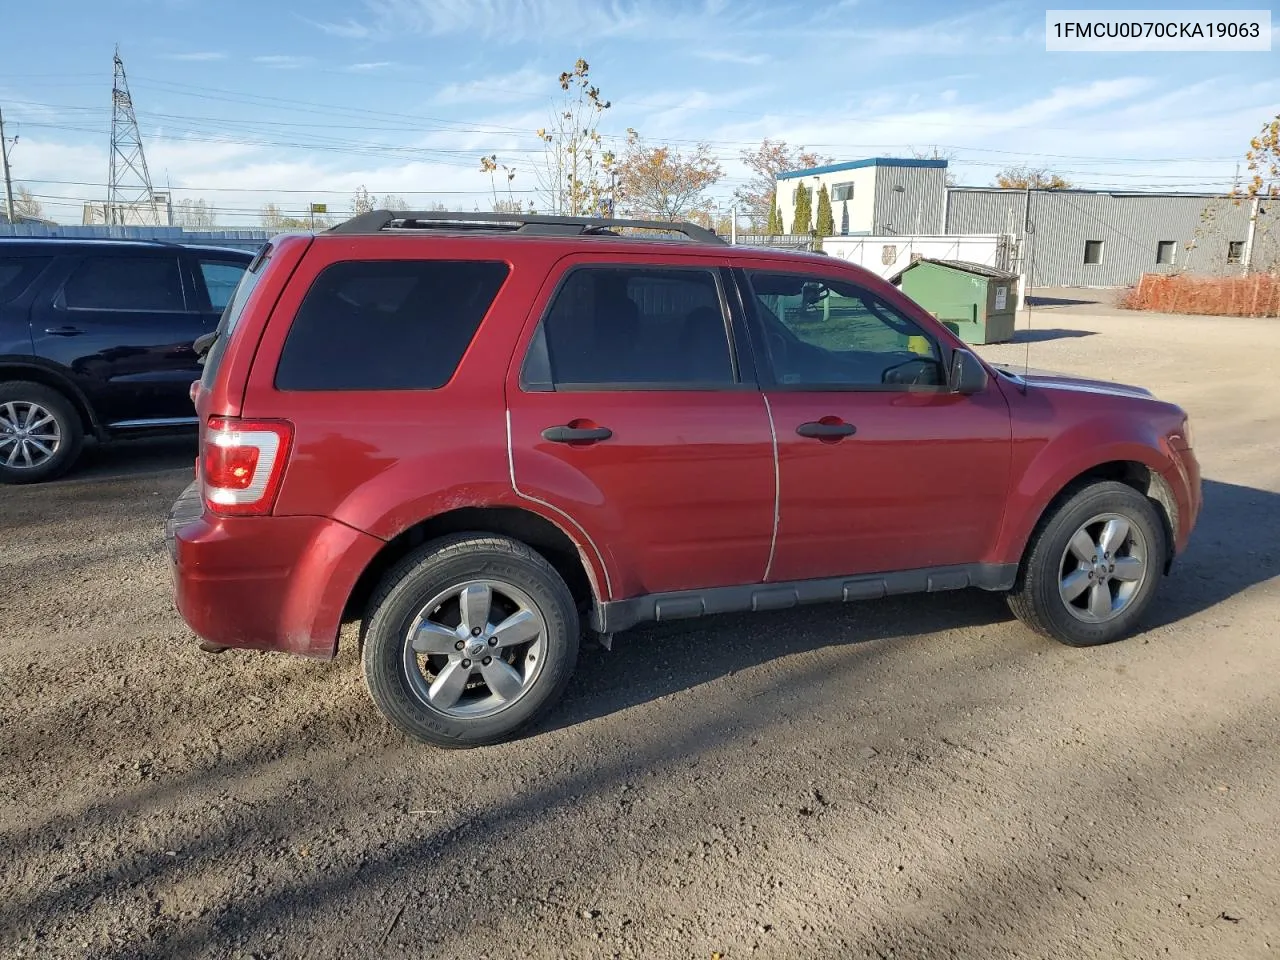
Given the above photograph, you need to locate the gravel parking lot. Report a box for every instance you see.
[3,289,1278,960]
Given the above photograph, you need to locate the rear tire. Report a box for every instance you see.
[1007,480,1167,647]
[362,534,580,748]
[0,381,84,484]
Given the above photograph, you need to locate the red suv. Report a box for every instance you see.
[166,211,1201,748]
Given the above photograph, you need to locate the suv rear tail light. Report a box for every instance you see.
[201,416,293,516]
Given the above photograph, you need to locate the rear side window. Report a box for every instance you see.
[62,255,186,312]
[274,259,510,391]
[523,265,735,388]
[199,247,270,388]
[0,257,51,303]
[198,260,248,312]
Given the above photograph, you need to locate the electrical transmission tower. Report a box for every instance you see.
[107,45,162,226]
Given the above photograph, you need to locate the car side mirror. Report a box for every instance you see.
[948,348,988,395]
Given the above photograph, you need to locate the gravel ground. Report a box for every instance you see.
[2,290,1278,960]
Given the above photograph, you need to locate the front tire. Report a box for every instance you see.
[1008,480,1168,647]
[362,534,580,748]
[0,381,84,484]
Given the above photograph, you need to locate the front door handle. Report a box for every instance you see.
[542,424,613,443]
[796,420,857,439]
[44,326,85,337]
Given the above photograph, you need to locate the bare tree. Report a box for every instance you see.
[734,139,830,228]
[909,145,958,186]
[13,186,44,221]
[173,197,216,228]
[615,129,723,221]
[1230,112,1280,270]
[481,59,615,216]
[994,165,1073,190]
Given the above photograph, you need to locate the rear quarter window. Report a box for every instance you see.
[0,256,52,303]
[273,259,510,391]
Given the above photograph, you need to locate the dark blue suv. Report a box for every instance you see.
[0,238,252,483]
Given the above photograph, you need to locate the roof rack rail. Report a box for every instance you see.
[325,209,726,245]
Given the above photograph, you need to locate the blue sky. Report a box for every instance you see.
[1,0,1277,225]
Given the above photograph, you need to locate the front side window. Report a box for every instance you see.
[199,260,249,312]
[1084,240,1104,265]
[1155,240,1176,265]
[746,271,944,389]
[1227,240,1245,264]
[275,259,510,391]
[62,255,186,312]
[525,266,735,389]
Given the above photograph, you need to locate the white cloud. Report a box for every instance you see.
[253,55,314,69]
[346,61,398,72]
[159,51,227,62]
[356,0,755,43]
[433,67,549,105]
[303,16,373,39]
[694,50,770,66]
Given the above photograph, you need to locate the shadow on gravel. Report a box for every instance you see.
[1006,327,1096,344]
[542,589,1011,735]
[1027,294,1102,308]
[1145,478,1280,628]
[58,436,196,484]
[546,477,1278,733]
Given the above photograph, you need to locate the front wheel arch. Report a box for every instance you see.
[1010,459,1177,579]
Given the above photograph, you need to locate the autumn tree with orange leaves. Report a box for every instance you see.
[615,129,723,222]
[734,139,830,228]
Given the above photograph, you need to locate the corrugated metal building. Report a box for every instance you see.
[945,187,1276,287]
[775,158,948,235]
[776,157,1277,287]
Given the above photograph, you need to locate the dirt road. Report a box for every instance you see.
[2,293,1278,959]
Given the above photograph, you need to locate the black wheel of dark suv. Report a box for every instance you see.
[361,533,581,748]
[0,381,84,484]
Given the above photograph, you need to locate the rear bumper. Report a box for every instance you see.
[165,481,384,659]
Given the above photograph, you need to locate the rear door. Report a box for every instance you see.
[29,250,206,426]
[506,254,776,600]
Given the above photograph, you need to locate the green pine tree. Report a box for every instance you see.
[815,184,834,238]
[840,199,849,235]
[766,199,782,234]
[792,183,811,236]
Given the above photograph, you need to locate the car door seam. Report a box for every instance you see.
[762,393,781,583]
[504,406,614,598]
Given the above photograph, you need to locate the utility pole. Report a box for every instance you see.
[0,105,15,223]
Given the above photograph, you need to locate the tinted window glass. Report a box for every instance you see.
[63,255,186,311]
[747,271,944,388]
[0,257,51,303]
[275,259,509,391]
[199,260,248,312]
[200,248,270,388]
[535,266,733,387]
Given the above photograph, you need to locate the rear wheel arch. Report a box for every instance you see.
[343,505,601,632]
[0,362,98,436]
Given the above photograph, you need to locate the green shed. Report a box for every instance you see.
[892,258,1019,345]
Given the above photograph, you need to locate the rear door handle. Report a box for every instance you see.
[797,420,857,439]
[44,326,85,337]
[542,425,613,443]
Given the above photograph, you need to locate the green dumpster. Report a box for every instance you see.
[892,258,1018,345]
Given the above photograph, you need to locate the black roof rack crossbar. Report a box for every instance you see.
[326,209,726,244]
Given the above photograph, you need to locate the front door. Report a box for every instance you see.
[735,264,1013,583]
[506,258,776,600]
[30,251,210,426]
